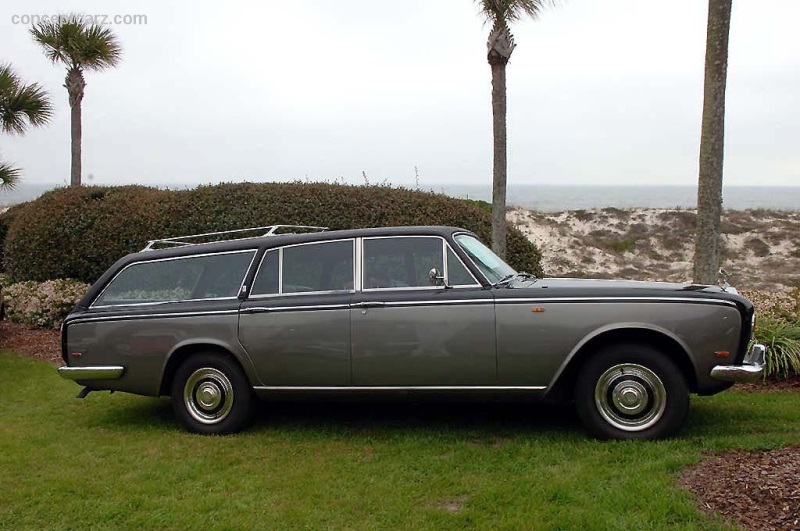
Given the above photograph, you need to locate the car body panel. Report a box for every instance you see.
[239,293,352,386]
[63,300,252,396]
[351,287,496,386]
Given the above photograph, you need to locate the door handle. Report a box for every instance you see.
[240,307,271,314]
[354,301,386,308]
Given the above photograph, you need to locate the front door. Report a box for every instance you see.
[351,236,496,386]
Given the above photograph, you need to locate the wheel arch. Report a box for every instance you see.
[159,342,252,397]
[545,326,698,401]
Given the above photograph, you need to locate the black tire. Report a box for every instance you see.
[170,352,253,435]
[575,343,689,440]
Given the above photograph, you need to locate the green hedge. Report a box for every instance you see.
[0,203,29,272]
[3,183,542,283]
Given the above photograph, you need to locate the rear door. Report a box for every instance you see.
[238,239,355,387]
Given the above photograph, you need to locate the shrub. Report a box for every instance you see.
[3,279,90,329]
[4,185,178,283]
[753,317,800,380]
[4,183,543,283]
[0,202,29,271]
[745,289,800,379]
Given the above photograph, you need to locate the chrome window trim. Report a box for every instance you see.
[360,235,480,292]
[253,385,547,391]
[91,249,258,309]
[248,289,357,300]
[355,237,363,292]
[249,238,356,298]
[243,303,352,313]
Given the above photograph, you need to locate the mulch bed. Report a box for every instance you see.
[1,319,798,529]
[0,319,61,364]
[679,447,800,531]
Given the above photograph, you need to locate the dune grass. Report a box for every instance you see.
[1,351,799,530]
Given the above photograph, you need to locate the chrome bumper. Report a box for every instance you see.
[58,366,125,381]
[710,344,766,383]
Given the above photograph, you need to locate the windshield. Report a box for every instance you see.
[454,234,516,284]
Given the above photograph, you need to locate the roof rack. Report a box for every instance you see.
[142,225,329,251]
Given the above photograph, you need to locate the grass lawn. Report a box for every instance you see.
[1,351,799,530]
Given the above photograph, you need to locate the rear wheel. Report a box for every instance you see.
[171,352,252,435]
[575,343,689,440]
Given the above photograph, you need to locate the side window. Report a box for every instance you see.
[447,247,478,286]
[251,250,279,295]
[363,237,443,289]
[252,240,354,295]
[282,240,354,293]
[93,251,255,306]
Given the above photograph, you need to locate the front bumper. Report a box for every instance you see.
[58,366,125,381]
[710,344,766,383]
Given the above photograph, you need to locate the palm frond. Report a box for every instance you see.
[0,63,52,134]
[80,25,123,70]
[476,0,554,23]
[0,161,21,190]
[30,14,122,71]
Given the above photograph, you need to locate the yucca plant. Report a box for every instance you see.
[753,316,800,379]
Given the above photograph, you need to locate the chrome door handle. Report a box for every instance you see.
[240,307,270,314]
[354,301,386,308]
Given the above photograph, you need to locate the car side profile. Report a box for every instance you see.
[58,225,765,439]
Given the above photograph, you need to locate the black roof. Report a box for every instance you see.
[133,225,473,261]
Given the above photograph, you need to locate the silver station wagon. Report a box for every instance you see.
[58,225,765,439]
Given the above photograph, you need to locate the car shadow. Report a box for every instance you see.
[249,397,583,438]
[85,394,582,438]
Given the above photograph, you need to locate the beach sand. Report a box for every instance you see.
[509,207,800,291]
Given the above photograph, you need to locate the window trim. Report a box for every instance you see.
[90,249,258,309]
[248,238,357,299]
[360,235,480,292]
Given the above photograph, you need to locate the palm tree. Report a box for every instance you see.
[0,63,52,189]
[30,16,122,186]
[693,0,732,285]
[476,0,551,259]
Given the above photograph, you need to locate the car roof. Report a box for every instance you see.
[128,225,475,261]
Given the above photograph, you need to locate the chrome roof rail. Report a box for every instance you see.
[142,225,329,251]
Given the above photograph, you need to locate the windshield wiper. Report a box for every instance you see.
[494,272,537,287]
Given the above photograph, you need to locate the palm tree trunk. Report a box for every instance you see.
[693,0,732,284]
[490,60,508,260]
[65,68,85,187]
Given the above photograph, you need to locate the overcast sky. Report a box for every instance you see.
[1,0,798,189]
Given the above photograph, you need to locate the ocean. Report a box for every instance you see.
[3,182,800,213]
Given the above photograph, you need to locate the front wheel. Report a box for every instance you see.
[171,353,253,435]
[575,343,689,440]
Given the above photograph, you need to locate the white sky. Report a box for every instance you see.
[0,0,798,188]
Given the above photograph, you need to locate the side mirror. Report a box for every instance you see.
[428,267,451,289]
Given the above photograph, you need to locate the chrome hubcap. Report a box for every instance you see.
[595,363,666,432]
[183,368,234,425]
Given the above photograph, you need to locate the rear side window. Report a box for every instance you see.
[93,250,256,307]
[250,240,355,296]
